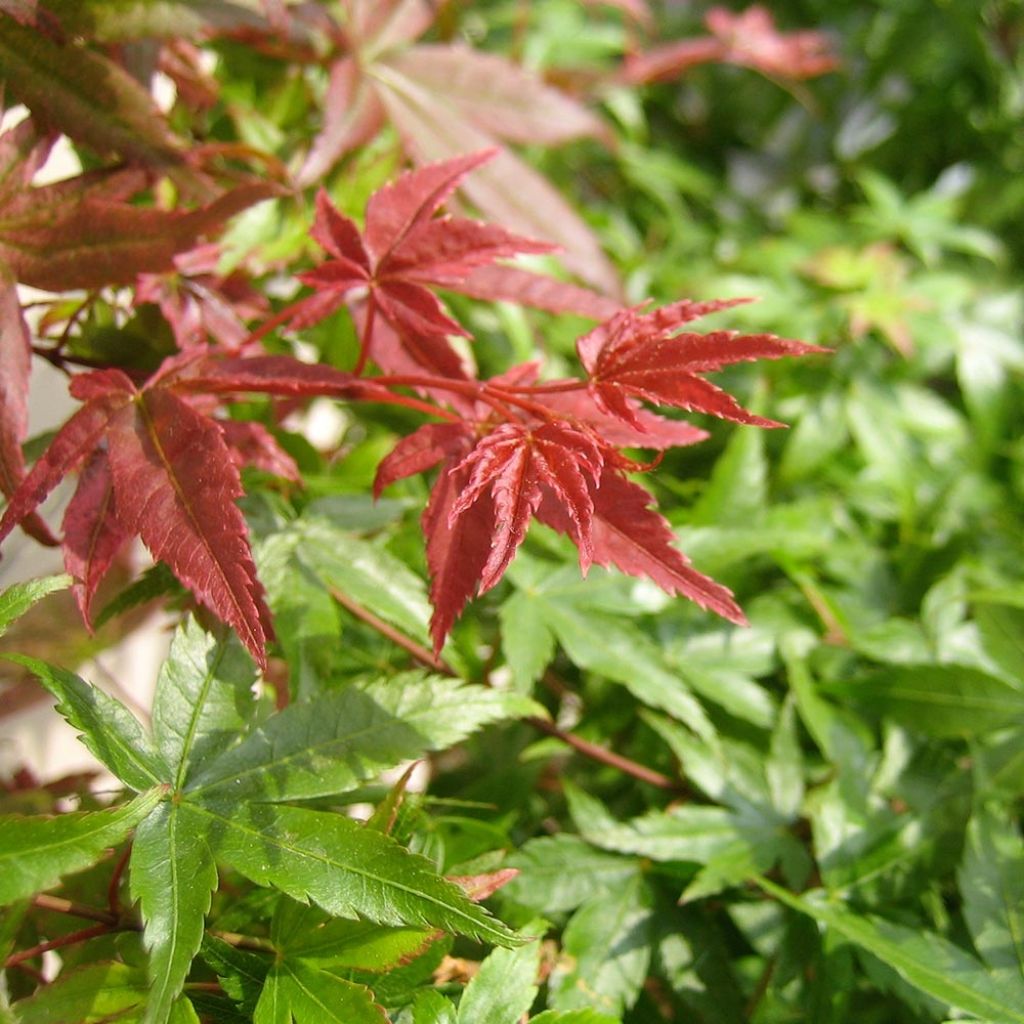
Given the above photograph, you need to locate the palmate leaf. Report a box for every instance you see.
[185,673,543,802]
[759,877,1024,1023]
[151,617,257,790]
[130,803,218,1024]
[0,789,161,906]
[254,962,385,1024]
[179,800,517,946]
[6,654,166,791]
[0,17,209,192]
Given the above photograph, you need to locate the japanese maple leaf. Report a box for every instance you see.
[374,299,825,651]
[293,151,618,379]
[290,0,619,294]
[0,350,366,668]
[623,4,839,85]
[577,299,828,429]
[135,243,269,352]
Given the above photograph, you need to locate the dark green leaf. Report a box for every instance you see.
[0,789,161,906]
[759,878,1024,1022]
[828,665,1024,737]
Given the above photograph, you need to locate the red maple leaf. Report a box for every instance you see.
[372,299,825,652]
[292,151,619,378]
[577,299,828,429]
[0,350,365,668]
[135,243,269,353]
[623,4,839,85]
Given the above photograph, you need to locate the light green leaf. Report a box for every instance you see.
[152,617,257,790]
[566,782,756,864]
[690,426,767,527]
[255,962,385,1024]
[411,990,457,1024]
[499,591,556,691]
[0,574,69,636]
[297,517,433,646]
[457,920,544,1024]
[286,916,433,970]
[11,962,148,1024]
[188,673,542,802]
[759,877,1024,1022]
[542,603,713,738]
[130,802,218,1024]
[529,1012,620,1023]
[505,835,639,913]
[184,801,517,946]
[548,875,653,1015]
[828,665,1024,737]
[767,696,805,820]
[960,804,1024,978]
[0,789,161,906]
[976,604,1024,687]
[6,654,166,791]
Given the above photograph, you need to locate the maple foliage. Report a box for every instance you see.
[624,4,839,85]
[293,151,618,378]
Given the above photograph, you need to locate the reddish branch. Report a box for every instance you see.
[330,586,681,792]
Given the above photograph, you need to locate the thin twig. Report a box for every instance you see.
[329,586,452,674]
[208,929,276,954]
[32,894,118,927]
[4,924,116,969]
[107,844,132,918]
[329,588,682,791]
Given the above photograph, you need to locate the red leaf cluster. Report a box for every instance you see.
[624,5,839,85]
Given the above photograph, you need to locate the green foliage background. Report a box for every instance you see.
[2,1,1024,1022]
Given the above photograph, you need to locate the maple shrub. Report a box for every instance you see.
[4,1,1024,1023]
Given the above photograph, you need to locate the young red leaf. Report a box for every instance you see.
[373,421,471,498]
[62,450,129,625]
[539,469,746,625]
[623,4,838,85]
[0,179,277,292]
[457,264,622,321]
[0,377,133,550]
[450,422,605,588]
[295,154,556,375]
[104,388,272,668]
[423,458,496,654]
[219,420,300,481]
[0,278,56,544]
[578,304,826,428]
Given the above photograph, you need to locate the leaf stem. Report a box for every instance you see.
[354,294,376,376]
[207,929,276,954]
[107,844,132,918]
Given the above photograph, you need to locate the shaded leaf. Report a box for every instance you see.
[457,919,544,1024]
[254,962,385,1024]
[0,789,161,906]
[11,963,148,1024]
[0,574,69,637]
